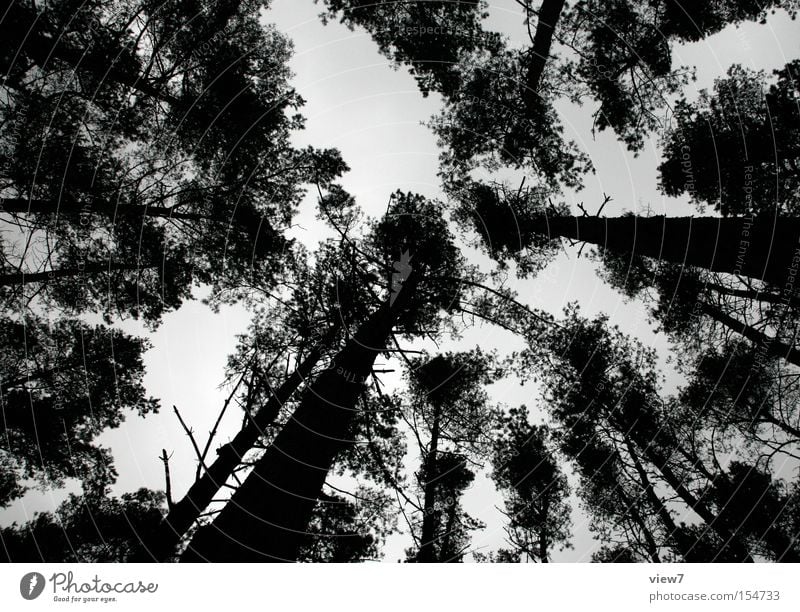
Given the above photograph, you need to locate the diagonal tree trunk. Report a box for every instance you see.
[615,484,662,563]
[1,198,207,222]
[524,0,566,115]
[181,290,410,562]
[129,327,337,561]
[706,283,793,307]
[625,438,699,562]
[634,442,753,562]
[699,302,800,367]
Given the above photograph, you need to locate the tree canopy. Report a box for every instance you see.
[3,0,800,566]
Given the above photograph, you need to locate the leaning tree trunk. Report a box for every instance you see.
[130,327,337,561]
[416,403,442,563]
[625,439,700,562]
[181,294,408,562]
[520,215,800,287]
[524,0,566,113]
[699,302,800,367]
[636,443,753,562]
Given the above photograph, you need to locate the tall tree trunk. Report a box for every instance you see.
[522,215,800,287]
[538,522,549,563]
[417,403,442,563]
[130,329,336,561]
[699,302,800,367]
[439,501,459,563]
[524,0,566,115]
[181,295,407,562]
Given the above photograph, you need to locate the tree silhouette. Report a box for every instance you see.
[0,0,346,323]
[490,407,572,563]
[401,351,498,562]
[1,315,157,506]
[0,488,165,562]
[181,191,467,561]
[660,61,800,215]
[458,180,800,288]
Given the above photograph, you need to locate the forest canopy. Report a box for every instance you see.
[1,0,799,564]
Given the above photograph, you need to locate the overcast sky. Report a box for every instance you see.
[3,0,799,562]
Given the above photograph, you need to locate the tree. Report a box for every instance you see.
[594,251,800,370]
[660,61,800,215]
[401,351,498,562]
[1,315,157,506]
[317,0,503,99]
[490,407,572,563]
[518,305,758,561]
[0,0,346,323]
[709,462,800,562]
[181,191,467,562]
[0,488,165,562]
[297,489,396,562]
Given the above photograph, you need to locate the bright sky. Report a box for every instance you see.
[3,0,799,563]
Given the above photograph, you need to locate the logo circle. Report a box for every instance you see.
[20,572,45,600]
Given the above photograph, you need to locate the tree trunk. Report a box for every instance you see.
[638,444,753,562]
[538,527,549,563]
[615,485,662,563]
[706,283,792,307]
[180,297,406,562]
[130,330,336,561]
[522,215,800,287]
[439,502,459,563]
[524,0,566,115]
[625,439,699,562]
[700,302,800,367]
[417,403,442,563]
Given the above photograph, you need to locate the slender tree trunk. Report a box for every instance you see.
[625,439,700,562]
[417,403,442,563]
[439,502,459,563]
[699,302,800,367]
[129,330,336,562]
[522,215,800,287]
[538,527,549,563]
[706,283,792,307]
[524,0,566,114]
[181,294,408,562]
[637,444,753,562]
[616,486,662,563]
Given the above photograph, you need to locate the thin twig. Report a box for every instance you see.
[160,449,174,510]
[173,405,209,476]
